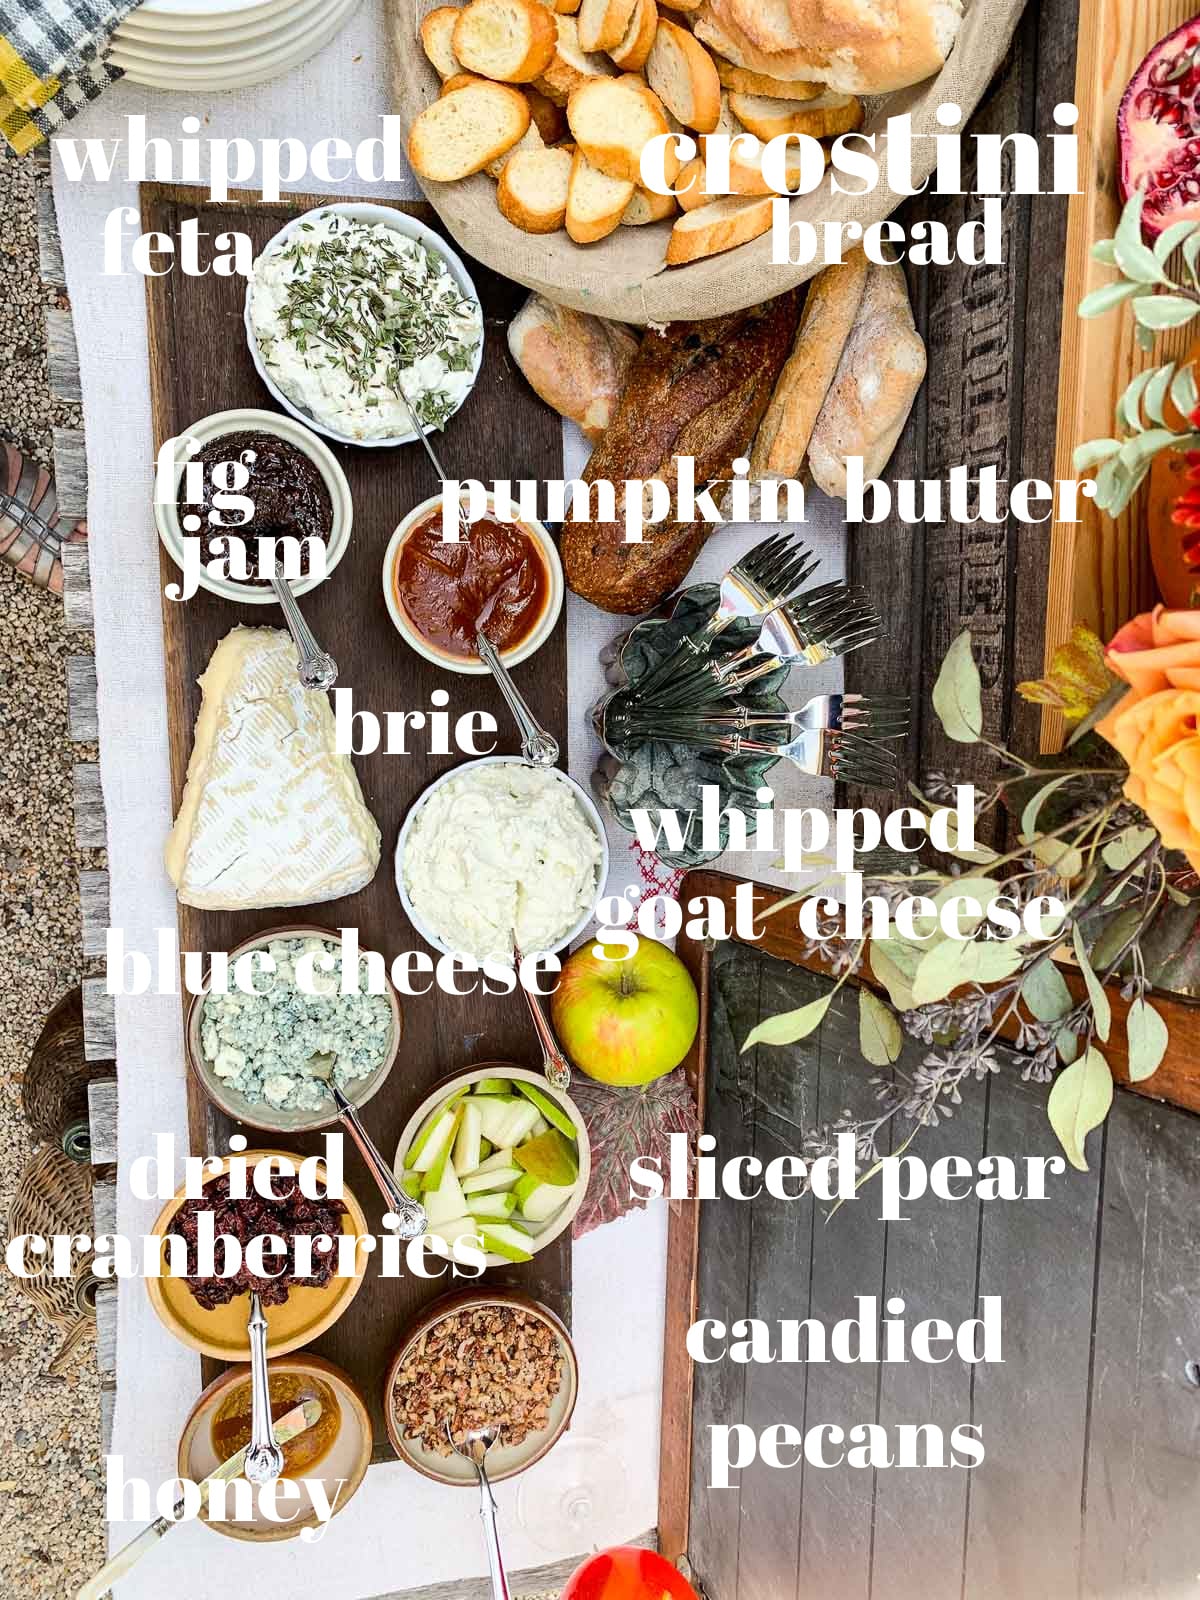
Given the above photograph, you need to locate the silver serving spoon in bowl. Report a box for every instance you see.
[475,629,559,766]
[307,1054,427,1239]
[512,939,570,1091]
[445,1423,510,1600]
[270,573,338,690]
[243,1292,284,1485]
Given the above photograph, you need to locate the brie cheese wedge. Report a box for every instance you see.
[165,627,381,909]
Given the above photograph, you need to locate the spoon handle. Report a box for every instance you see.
[393,380,472,541]
[332,1083,427,1239]
[475,632,559,766]
[513,942,571,1091]
[244,1293,284,1485]
[270,576,337,690]
[476,1462,511,1600]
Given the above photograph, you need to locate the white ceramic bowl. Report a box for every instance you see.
[381,491,564,675]
[394,755,609,961]
[153,407,352,606]
[243,202,484,450]
[392,1066,592,1271]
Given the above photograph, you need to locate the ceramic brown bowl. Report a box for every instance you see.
[145,1149,368,1360]
[178,1353,372,1542]
[185,925,403,1136]
[383,1288,578,1486]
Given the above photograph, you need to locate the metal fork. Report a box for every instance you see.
[623,693,910,746]
[632,531,819,700]
[705,726,902,788]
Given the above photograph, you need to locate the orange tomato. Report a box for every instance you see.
[559,1548,700,1600]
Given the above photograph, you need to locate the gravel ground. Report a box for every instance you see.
[0,148,105,1594]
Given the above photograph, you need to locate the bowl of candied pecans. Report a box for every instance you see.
[383,1289,579,1484]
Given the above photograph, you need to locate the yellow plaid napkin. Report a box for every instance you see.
[1,0,140,154]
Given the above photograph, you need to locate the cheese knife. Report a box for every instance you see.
[74,1398,322,1600]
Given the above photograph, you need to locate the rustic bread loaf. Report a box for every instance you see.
[807,260,926,498]
[562,292,800,612]
[508,293,639,437]
[750,244,869,479]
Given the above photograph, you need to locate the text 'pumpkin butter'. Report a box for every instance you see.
[561,291,799,613]
[165,627,381,909]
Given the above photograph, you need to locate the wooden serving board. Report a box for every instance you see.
[1045,0,1198,748]
[660,871,1200,1599]
[142,183,569,1461]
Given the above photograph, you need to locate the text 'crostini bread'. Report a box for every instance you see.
[408,79,532,181]
[453,0,558,83]
[726,88,862,142]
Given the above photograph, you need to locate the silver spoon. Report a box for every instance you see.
[307,1054,427,1239]
[475,630,559,766]
[394,377,473,543]
[512,939,570,1091]
[270,574,337,690]
[445,1423,510,1600]
[243,1292,284,1485]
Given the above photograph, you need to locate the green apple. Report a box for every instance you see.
[550,936,699,1086]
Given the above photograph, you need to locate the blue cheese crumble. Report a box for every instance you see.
[198,936,393,1112]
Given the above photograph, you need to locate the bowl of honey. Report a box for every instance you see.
[177,1354,372,1542]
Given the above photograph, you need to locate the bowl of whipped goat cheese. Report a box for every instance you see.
[245,203,484,449]
[395,758,609,963]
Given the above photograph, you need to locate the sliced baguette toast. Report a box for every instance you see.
[566,147,636,241]
[727,88,862,141]
[408,80,533,180]
[645,17,721,133]
[621,185,678,223]
[534,14,615,102]
[608,0,657,71]
[453,0,558,82]
[715,60,819,98]
[665,192,774,263]
[577,0,638,52]
[567,73,673,184]
[498,145,576,229]
[484,116,545,176]
[420,7,464,79]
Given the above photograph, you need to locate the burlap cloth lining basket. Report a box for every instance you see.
[387,0,1031,324]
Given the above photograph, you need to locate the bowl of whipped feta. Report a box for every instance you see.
[186,927,403,1134]
[244,203,484,448]
[395,758,609,964]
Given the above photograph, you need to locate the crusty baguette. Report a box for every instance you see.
[534,14,615,102]
[578,0,638,51]
[665,192,774,264]
[453,0,558,81]
[567,74,672,184]
[421,7,464,78]
[608,0,657,71]
[498,145,575,229]
[407,81,533,180]
[524,81,569,140]
[728,0,799,54]
[484,116,545,177]
[562,293,800,613]
[645,17,721,133]
[751,245,869,479]
[621,185,678,223]
[508,293,639,437]
[807,261,927,498]
[566,147,636,241]
[726,88,862,141]
[715,60,819,98]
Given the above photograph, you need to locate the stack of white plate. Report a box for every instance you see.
[109,0,361,92]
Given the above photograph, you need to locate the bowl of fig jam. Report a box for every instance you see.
[154,408,352,605]
[382,492,563,674]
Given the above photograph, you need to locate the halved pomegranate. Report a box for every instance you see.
[1119,17,1200,238]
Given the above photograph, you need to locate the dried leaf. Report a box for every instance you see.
[569,1070,699,1238]
[743,995,830,1052]
[858,989,903,1066]
[932,630,983,743]
[1021,961,1073,1024]
[1047,1047,1113,1171]
[1072,923,1112,1042]
[1016,625,1114,721]
[911,937,1027,1007]
[1126,998,1168,1082]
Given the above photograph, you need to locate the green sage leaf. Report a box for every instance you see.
[911,937,1027,1007]
[1115,190,1173,284]
[1126,997,1168,1082]
[1047,1047,1113,1171]
[1101,824,1157,871]
[932,630,983,744]
[1021,961,1073,1025]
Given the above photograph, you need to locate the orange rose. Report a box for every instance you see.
[1096,606,1200,869]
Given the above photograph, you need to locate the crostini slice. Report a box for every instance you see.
[453,0,559,83]
[408,80,533,181]
[645,17,721,133]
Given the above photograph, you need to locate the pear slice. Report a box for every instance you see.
[514,1172,574,1223]
[474,1146,514,1175]
[514,1128,579,1186]
[466,1191,518,1219]
[474,1077,512,1096]
[460,1164,522,1194]
[514,1079,578,1140]
[423,1161,468,1226]
[453,1103,483,1175]
[477,1096,520,1145]
[478,1222,533,1263]
[420,1105,464,1189]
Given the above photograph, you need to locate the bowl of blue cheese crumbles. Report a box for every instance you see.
[186,928,403,1134]
[245,203,484,449]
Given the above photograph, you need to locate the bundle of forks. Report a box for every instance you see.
[603,530,909,790]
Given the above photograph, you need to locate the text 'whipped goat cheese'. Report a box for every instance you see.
[402,765,603,963]
[250,213,483,440]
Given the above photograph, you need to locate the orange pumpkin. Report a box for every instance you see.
[559,1548,700,1600]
